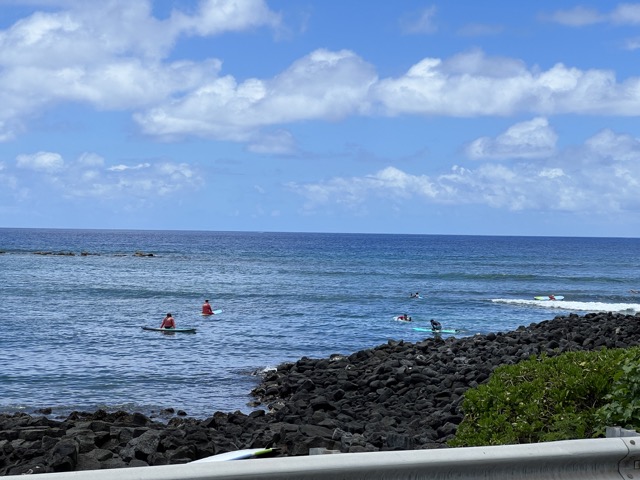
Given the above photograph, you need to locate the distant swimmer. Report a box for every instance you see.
[160,313,176,329]
[398,313,412,322]
[410,292,421,298]
[202,299,214,315]
[430,319,442,331]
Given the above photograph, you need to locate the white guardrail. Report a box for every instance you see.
[6,435,640,480]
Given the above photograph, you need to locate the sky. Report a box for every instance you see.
[1,0,640,236]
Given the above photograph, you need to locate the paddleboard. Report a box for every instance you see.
[534,296,564,301]
[202,309,223,316]
[192,448,276,462]
[141,326,196,333]
[413,327,462,334]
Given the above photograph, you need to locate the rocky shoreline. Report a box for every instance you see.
[2,311,640,475]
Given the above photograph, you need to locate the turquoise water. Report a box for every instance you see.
[1,229,640,418]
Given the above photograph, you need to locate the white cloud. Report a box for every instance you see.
[610,3,640,25]
[8,151,202,202]
[583,129,640,162]
[0,160,18,190]
[373,49,640,117]
[108,163,151,172]
[77,152,104,167]
[134,48,377,141]
[539,168,565,179]
[289,125,640,215]
[16,151,64,171]
[466,117,558,160]
[543,6,604,26]
[545,3,640,27]
[171,0,282,36]
[0,0,280,140]
[134,47,640,143]
[288,166,436,210]
[3,1,640,149]
[247,130,297,155]
[74,160,201,199]
[0,0,280,63]
[624,37,640,50]
[399,6,438,34]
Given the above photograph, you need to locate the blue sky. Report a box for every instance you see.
[1,0,640,236]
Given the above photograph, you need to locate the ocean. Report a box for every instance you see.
[1,229,640,419]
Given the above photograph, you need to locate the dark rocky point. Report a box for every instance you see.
[2,311,639,475]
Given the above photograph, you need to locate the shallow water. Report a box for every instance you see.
[1,229,639,418]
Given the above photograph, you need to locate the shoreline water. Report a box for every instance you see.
[2,311,640,475]
[3,230,640,418]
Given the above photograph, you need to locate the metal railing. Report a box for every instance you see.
[5,436,640,480]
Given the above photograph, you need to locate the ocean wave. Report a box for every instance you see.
[491,298,640,313]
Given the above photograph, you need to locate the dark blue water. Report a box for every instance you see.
[1,229,639,418]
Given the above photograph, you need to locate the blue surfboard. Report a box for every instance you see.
[413,327,462,334]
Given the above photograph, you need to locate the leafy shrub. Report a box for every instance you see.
[449,347,639,447]
[596,349,640,431]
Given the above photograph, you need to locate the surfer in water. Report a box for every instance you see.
[202,299,214,315]
[430,319,442,331]
[398,313,412,322]
[410,292,420,298]
[160,313,176,329]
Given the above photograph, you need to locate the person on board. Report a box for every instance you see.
[410,292,420,298]
[398,313,412,321]
[160,313,176,329]
[202,299,214,315]
[549,295,556,300]
[430,319,442,331]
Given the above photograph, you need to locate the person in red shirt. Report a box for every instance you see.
[202,300,214,315]
[160,313,176,329]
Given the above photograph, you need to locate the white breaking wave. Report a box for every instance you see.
[491,298,640,313]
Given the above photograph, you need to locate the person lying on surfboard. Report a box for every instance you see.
[430,319,442,331]
[160,313,176,329]
[398,313,412,321]
[202,299,214,315]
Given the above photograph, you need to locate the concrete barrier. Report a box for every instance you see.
[5,437,640,479]
[4,437,640,480]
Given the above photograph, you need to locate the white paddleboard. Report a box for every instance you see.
[192,448,275,462]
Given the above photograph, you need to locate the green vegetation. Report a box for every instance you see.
[450,347,640,447]
[597,349,640,431]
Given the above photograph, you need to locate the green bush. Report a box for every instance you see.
[596,349,640,431]
[450,347,640,447]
